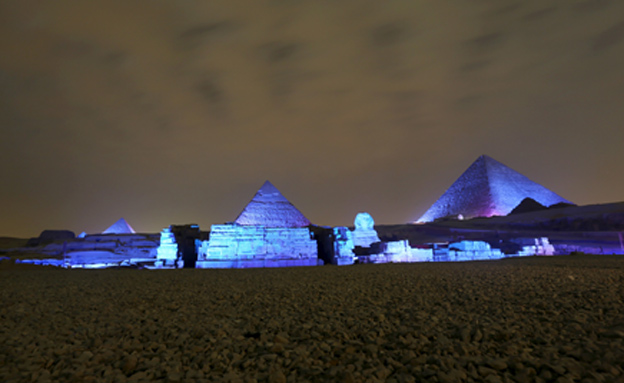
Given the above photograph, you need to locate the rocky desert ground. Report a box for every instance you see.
[1,255,624,383]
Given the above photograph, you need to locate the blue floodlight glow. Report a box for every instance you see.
[417,155,572,222]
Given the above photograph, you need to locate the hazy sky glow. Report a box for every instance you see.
[1,1,623,237]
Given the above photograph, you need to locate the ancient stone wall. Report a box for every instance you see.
[196,224,317,267]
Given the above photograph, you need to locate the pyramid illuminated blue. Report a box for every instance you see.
[234,181,311,227]
[416,155,572,222]
[102,218,136,234]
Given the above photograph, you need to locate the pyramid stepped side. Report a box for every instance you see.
[234,181,311,228]
[417,155,572,222]
[418,156,496,222]
[102,218,136,234]
[485,157,572,216]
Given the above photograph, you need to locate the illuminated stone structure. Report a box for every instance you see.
[514,237,555,256]
[196,181,318,268]
[417,155,572,222]
[448,241,504,261]
[333,227,356,265]
[197,225,317,268]
[409,248,434,262]
[234,181,311,227]
[352,212,381,247]
[367,240,415,264]
[156,227,178,267]
[60,234,159,268]
[102,218,136,234]
[346,212,431,264]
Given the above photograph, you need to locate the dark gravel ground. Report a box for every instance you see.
[1,255,624,383]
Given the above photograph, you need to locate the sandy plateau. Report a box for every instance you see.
[1,255,624,383]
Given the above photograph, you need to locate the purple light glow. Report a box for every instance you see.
[417,155,572,222]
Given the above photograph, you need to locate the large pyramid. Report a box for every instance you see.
[234,181,311,227]
[417,155,572,222]
[102,218,136,234]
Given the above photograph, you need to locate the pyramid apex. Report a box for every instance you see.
[102,218,136,234]
[474,155,506,170]
[258,180,279,194]
[234,181,311,227]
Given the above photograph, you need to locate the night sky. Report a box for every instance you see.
[1,1,623,237]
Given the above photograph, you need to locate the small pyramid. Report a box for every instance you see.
[234,181,311,227]
[417,155,572,222]
[102,218,136,234]
[509,197,548,215]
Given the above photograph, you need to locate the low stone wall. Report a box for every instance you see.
[197,224,317,264]
[196,258,319,269]
[448,241,505,261]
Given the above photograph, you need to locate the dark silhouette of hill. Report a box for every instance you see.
[509,198,548,215]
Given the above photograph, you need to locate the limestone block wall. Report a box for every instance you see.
[196,239,210,259]
[197,224,317,262]
[65,251,135,268]
[156,228,178,265]
[410,248,434,262]
[365,241,430,264]
[38,241,116,255]
[448,241,504,261]
[199,225,265,260]
[517,237,555,256]
[383,240,414,263]
[333,226,355,265]
[33,234,158,258]
[352,229,381,248]
[265,228,317,259]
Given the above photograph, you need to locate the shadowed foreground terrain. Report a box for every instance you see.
[1,256,624,383]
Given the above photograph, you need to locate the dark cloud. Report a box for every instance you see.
[592,21,624,52]
[458,60,491,74]
[384,90,423,127]
[177,21,238,49]
[257,41,308,101]
[522,7,557,21]
[574,0,611,13]
[370,23,405,47]
[53,39,94,57]
[102,51,128,66]
[465,32,506,52]
[260,41,301,63]
[179,22,236,39]
[454,94,485,110]
[486,3,522,17]
[196,76,225,105]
